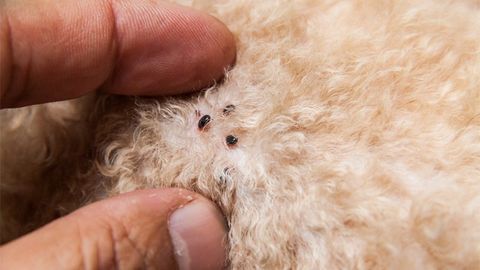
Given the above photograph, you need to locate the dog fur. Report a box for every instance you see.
[1,0,480,269]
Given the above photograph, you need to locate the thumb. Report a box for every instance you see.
[0,188,228,270]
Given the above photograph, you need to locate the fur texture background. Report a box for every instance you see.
[1,0,480,269]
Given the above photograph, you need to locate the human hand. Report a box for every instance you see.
[0,189,229,269]
[0,0,235,269]
[0,0,235,108]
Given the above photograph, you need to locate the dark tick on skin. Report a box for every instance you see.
[226,135,238,146]
[223,104,236,115]
[198,115,211,129]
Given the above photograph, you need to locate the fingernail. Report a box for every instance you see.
[168,200,228,270]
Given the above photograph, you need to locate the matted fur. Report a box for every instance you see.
[1,0,480,269]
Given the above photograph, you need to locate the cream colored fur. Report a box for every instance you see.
[1,0,480,269]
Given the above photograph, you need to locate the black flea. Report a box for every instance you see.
[226,135,238,146]
[198,115,211,129]
[223,104,235,115]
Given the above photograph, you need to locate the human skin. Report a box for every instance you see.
[0,0,236,108]
[0,0,236,269]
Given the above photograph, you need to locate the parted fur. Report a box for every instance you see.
[1,0,480,269]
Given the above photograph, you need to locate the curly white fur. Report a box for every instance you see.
[1,0,480,269]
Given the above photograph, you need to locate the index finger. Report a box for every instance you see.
[0,0,236,108]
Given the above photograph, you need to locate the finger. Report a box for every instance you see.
[0,188,228,270]
[0,0,236,108]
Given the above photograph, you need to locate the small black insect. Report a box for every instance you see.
[198,115,211,129]
[223,104,236,116]
[226,135,238,146]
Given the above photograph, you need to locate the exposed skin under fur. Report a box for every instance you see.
[1,0,480,269]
